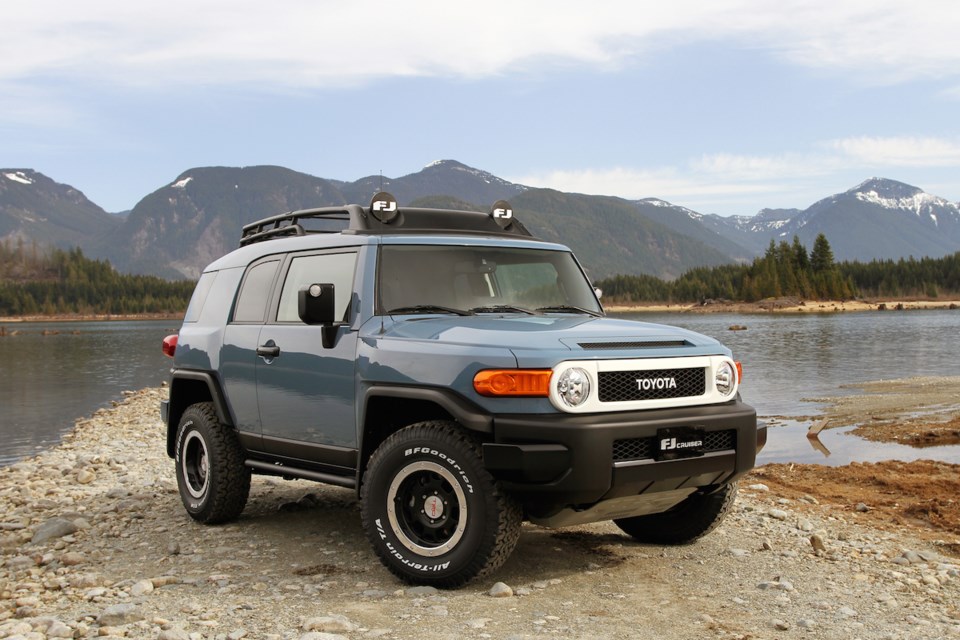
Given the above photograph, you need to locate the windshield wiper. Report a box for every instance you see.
[535,305,603,317]
[387,305,474,316]
[470,305,538,315]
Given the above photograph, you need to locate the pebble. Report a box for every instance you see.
[768,509,789,521]
[488,582,514,598]
[810,534,827,553]
[302,615,356,633]
[131,579,155,596]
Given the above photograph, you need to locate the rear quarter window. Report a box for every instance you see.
[183,271,217,323]
[232,259,280,323]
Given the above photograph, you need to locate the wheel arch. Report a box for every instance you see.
[358,386,492,487]
[166,370,234,458]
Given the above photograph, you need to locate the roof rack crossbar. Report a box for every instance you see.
[238,194,534,247]
[240,208,357,247]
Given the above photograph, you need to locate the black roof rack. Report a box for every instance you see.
[239,192,533,247]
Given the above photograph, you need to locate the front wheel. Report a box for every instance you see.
[360,421,521,588]
[175,402,251,524]
[614,481,739,545]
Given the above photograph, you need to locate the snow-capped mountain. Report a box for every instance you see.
[0,169,120,253]
[3,165,959,279]
[699,178,960,261]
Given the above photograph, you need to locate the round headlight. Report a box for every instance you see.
[715,361,735,396]
[556,367,591,407]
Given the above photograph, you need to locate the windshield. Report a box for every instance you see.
[377,245,602,315]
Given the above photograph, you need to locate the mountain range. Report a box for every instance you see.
[2,162,959,281]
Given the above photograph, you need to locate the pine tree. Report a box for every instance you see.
[810,234,835,273]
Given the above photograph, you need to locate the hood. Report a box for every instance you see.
[376,314,729,363]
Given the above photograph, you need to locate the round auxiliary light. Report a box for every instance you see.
[490,200,514,229]
[556,367,591,408]
[370,191,399,223]
[715,361,736,396]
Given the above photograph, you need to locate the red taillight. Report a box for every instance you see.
[162,334,178,358]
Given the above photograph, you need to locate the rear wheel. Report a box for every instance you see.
[360,421,521,588]
[614,481,739,544]
[175,402,250,524]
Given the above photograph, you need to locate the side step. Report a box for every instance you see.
[245,459,357,489]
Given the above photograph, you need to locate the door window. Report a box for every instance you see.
[277,252,358,322]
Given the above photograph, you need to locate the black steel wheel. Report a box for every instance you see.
[175,402,250,524]
[614,481,739,545]
[360,421,521,588]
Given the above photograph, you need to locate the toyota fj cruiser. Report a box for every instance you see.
[160,192,764,587]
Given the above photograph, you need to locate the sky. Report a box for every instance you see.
[3,0,960,217]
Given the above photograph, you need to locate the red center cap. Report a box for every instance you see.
[424,495,444,520]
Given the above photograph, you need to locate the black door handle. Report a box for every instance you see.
[256,344,280,358]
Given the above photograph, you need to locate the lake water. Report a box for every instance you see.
[1,310,958,467]
[0,320,178,466]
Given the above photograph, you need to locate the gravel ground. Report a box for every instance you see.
[2,387,959,640]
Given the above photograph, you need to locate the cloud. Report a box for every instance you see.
[828,136,960,166]
[513,135,960,215]
[3,1,960,89]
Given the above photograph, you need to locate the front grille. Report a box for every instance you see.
[598,367,705,403]
[578,340,688,350]
[613,429,736,462]
[612,438,653,461]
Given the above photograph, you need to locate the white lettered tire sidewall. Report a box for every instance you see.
[174,402,250,524]
[175,417,212,515]
[361,421,520,586]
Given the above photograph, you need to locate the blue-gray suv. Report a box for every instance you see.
[160,193,763,587]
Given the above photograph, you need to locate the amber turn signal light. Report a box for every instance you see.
[473,369,551,397]
[735,360,743,383]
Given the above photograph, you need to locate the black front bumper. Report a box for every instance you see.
[482,399,760,517]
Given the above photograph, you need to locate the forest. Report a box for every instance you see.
[0,239,194,316]
[596,234,960,304]
[3,233,960,316]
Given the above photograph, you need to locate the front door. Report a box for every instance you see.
[254,250,360,471]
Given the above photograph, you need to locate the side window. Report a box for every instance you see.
[233,259,280,323]
[183,271,217,323]
[277,252,358,322]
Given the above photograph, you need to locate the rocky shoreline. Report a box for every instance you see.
[2,388,960,639]
[604,297,960,315]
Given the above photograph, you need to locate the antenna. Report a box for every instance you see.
[379,170,383,192]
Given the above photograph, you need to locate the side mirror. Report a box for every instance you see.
[298,283,336,325]
[299,283,341,348]
[594,287,603,300]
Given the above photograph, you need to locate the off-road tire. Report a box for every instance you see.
[614,481,739,545]
[360,420,522,588]
[175,402,251,524]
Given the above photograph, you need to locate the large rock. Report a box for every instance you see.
[31,517,78,544]
[98,603,144,626]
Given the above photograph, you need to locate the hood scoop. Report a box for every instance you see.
[577,339,690,350]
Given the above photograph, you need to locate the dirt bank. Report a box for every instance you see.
[2,389,959,639]
[806,376,960,447]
